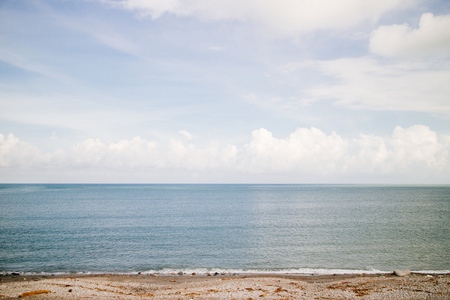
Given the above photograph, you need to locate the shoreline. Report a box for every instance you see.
[1,272,449,299]
[2,269,448,279]
[0,272,384,283]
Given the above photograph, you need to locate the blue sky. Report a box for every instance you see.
[1,0,450,183]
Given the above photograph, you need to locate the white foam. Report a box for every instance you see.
[10,268,449,277]
[413,270,450,275]
[140,267,389,276]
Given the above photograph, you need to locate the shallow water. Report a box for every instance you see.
[0,184,449,274]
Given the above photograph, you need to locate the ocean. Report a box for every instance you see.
[0,184,449,275]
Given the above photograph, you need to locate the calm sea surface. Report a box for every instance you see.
[0,184,449,275]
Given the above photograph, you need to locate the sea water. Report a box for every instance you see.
[0,184,449,275]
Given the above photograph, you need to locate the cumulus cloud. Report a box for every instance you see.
[348,125,450,175]
[0,133,42,167]
[102,0,410,36]
[370,13,450,57]
[1,126,449,183]
[290,57,450,114]
[67,137,158,168]
[242,127,347,174]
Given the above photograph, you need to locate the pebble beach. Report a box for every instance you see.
[1,272,449,299]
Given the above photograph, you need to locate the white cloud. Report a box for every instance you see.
[348,125,450,174]
[164,138,238,170]
[103,0,411,36]
[67,137,158,168]
[289,57,450,114]
[0,133,42,167]
[370,13,450,57]
[241,127,347,174]
[179,130,193,140]
[1,125,449,183]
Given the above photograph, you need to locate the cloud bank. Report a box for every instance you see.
[1,125,449,183]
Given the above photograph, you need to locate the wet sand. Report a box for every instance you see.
[1,273,449,299]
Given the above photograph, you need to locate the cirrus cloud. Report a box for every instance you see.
[285,57,450,115]
[102,0,412,36]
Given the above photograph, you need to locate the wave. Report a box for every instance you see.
[139,268,450,276]
[141,268,388,276]
[6,268,449,277]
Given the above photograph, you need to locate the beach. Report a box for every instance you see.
[1,273,449,299]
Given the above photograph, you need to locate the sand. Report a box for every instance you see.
[1,273,449,299]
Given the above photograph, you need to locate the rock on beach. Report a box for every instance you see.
[393,270,411,276]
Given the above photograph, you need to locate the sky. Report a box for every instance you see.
[1,0,450,184]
